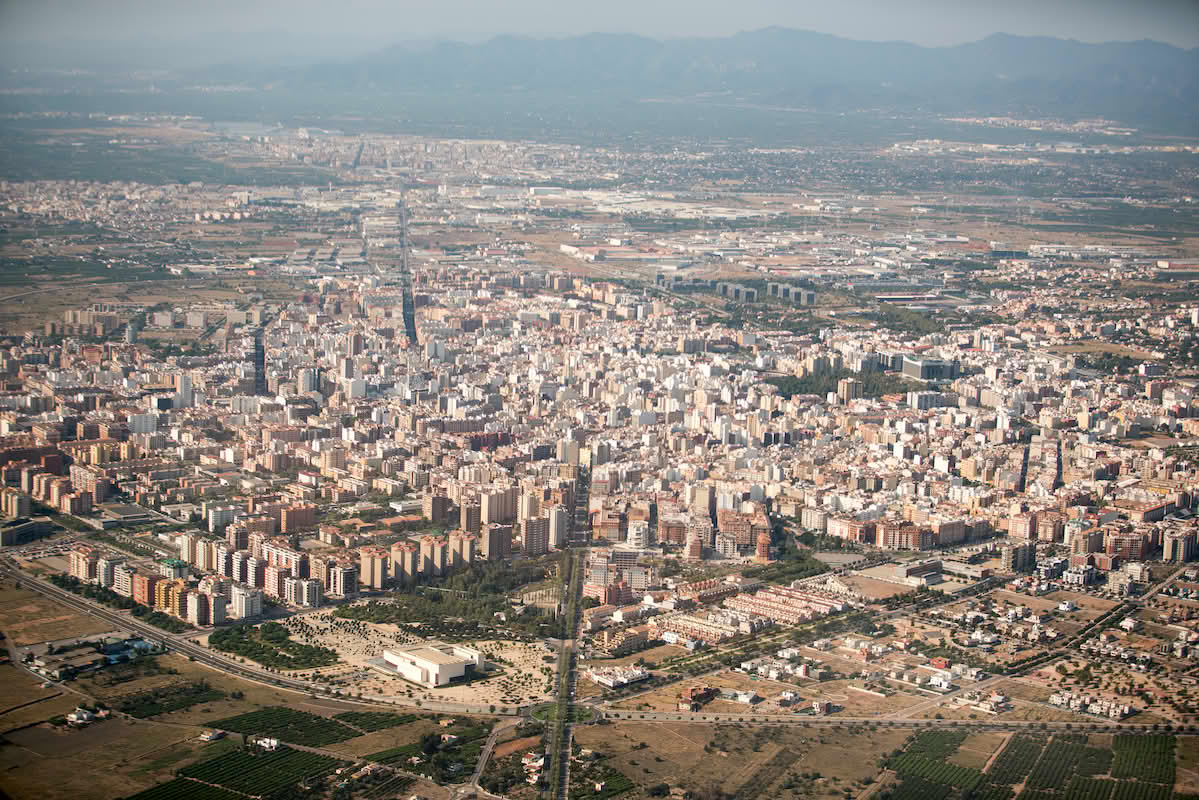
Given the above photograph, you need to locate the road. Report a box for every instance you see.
[451,717,523,800]
[1,563,520,716]
[0,281,109,305]
[597,707,1192,733]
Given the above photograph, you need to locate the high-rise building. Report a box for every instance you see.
[518,491,541,524]
[391,541,420,586]
[423,493,451,523]
[280,503,317,533]
[284,576,322,607]
[836,378,863,405]
[230,550,250,584]
[209,593,227,625]
[481,487,518,524]
[251,328,267,396]
[113,564,135,597]
[755,529,772,563]
[359,546,390,589]
[131,573,160,607]
[68,545,98,582]
[159,558,189,580]
[231,585,263,620]
[524,516,550,556]
[482,523,512,561]
[626,520,650,549]
[548,505,568,549]
[459,501,481,534]
[420,536,448,576]
[96,555,124,588]
[326,562,359,599]
[1001,542,1036,573]
[187,592,210,626]
[1164,530,1197,563]
[448,530,477,569]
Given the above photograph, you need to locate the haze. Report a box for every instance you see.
[2,0,1198,58]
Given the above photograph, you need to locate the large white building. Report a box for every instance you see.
[382,642,484,687]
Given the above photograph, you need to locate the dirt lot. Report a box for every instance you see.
[950,732,1008,770]
[586,643,688,669]
[1045,590,1121,615]
[611,669,926,718]
[324,717,443,758]
[0,691,81,734]
[0,663,60,711]
[573,720,908,800]
[611,669,802,713]
[843,574,912,600]
[0,274,301,336]
[494,734,542,760]
[992,678,1054,703]
[0,718,194,800]
[1177,736,1199,795]
[0,584,114,645]
[1049,342,1157,359]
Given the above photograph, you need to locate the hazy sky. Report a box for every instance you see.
[2,0,1198,49]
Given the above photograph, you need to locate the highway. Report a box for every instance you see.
[0,562,521,717]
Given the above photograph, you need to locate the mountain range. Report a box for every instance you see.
[216,28,1199,130]
[6,28,1198,132]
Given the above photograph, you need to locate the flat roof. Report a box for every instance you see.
[386,642,479,666]
[403,647,466,666]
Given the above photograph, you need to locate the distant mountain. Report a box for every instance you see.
[259,28,1198,130]
[4,28,1195,134]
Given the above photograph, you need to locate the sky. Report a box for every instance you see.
[1,0,1197,52]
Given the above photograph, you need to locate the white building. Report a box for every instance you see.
[231,585,263,620]
[382,642,484,687]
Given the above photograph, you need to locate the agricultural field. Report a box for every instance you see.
[0,690,84,734]
[985,735,1046,786]
[333,710,420,731]
[0,582,115,645]
[875,731,1195,800]
[122,779,249,800]
[116,682,227,718]
[205,706,360,747]
[177,745,346,796]
[1111,735,1175,784]
[74,652,303,723]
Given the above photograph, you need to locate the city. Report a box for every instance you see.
[0,4,1197,800]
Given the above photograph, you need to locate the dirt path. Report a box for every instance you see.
[982,732,1013,774]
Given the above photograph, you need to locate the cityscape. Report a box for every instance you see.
[0,3,1197,800]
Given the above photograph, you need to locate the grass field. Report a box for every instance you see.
[0,583,115,645]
